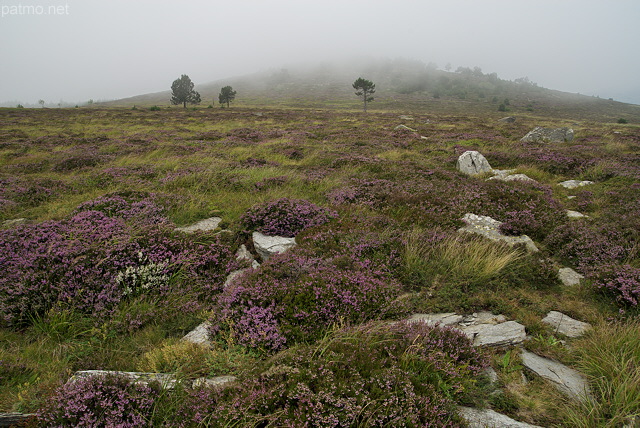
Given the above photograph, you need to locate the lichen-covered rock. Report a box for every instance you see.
[175,217,222,233]
[457,151,493,176]
[559,180,594,189]
[461,321,527,347]
[558,267,584,286]
[182,321,213,347]
[394,124,416,132]
[521,350,592,401]
[407,313,464,326]
[521,127,574,143]
[459,407,543,427]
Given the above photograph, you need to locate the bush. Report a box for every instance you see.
[590,264,640,308]
[36,374,159,427]
[210,251,403,352]
[176,322,487,427]
[617,118,628,124]
[241,198,337,237]
[149,105,161,111]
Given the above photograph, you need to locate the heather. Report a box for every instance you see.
[0,103,638,426]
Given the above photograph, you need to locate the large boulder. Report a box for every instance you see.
[252,232,296,261]
[461,321,527,347]
[459,407,543,428]
[521,127,574,143]
[182,321,213,347]
[457,151,493,176]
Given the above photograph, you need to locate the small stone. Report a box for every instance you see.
[521,350,592,401]
[566,210,588,219]
[459,213,539,252]
[182,321,213,347]
[223,268,251,288]
[542,311,592,338]
[398,115,414,121]
[499,116,517,123]
[252,232,296,261]
[457,151,493,176]
[394,124,417,132]
[69,370,177,389]
[521,127,574,143]
[175,217,222,233]
[559,180,594,189]
[2,218,26,227]
[558,267,584,286]
[488,173,535,183]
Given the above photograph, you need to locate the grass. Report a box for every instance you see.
[0,98,639,426]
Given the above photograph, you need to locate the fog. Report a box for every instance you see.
[2,0,640,106]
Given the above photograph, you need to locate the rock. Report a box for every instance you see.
[191,376,236,389]
[2,218,26,227]
[407,313,464,326]
[398,115,414,121]
[559,180,594,189]
[0,413,35,426]
[558,267,584,286]
[488,173,536,183]
[458,407,543,428]
[461,321,527,347]
[223,268,251,288]
[252,231,296,261]
[459,213,539,252]
[485,367,499,384]
[520,350,592,401]
[521,127,574,143]
[175,217,222,233]
[69,370,177,389]
[236,244,260,269]
[499,116,517,123]
[394,124,417,132]
[182,321,213,347]
[542,311,592,338]
[566,210,588,219]
[457,151,493,176]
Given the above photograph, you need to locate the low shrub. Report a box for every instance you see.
[176,322,487,427]
[209,251,404,352]
[36,374,159,427]
[590,264,640,309]
[241,197,337,237]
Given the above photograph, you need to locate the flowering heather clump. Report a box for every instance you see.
[36,374,159,427]
[241,198,337,237]
[0,198,236,327]
[73,193,167,224]
[210,251,403,352]
[590,264,640,308]
[177,322,486,427]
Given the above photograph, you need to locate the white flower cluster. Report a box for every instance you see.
[116,252,170,297]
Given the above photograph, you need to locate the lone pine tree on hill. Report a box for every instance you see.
[170,74,201,108]
[218,86,237,108]
[353,77,375,112]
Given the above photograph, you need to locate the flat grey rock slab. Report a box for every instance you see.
[542,311,591,338]
[0,413,35,426]
[252,231,296,261]
[566,210,588,218]
[182,321,213,347]
[521,350,592,401]
[458,407,543,427]
[394,124,416,131]
[499,116,517,123]
[457,151,493,176]
[558,267,584,286]
[175,217,222,233]
[69,370,177,389]
[1,218,26,227]
[488,173,536,183]
[191,375,236,389]
[461,321,527,347]
[559,180,594,189]
[235,244,260,268]
[459,213,539,252]
[407,313,464,326]
[398,115,414,121]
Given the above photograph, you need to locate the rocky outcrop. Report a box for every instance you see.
[520,350,592,401]
[459,213,539,252]
[252,232,296,261]
[559,180,594,189]
[457,151,493,176]
[175,217,222,233]
[521,127,574,143]
[558,267,584,286]
[542,311,591,338]
[458,407,543,428]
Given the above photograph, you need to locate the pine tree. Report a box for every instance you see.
[218,86,237,108]
[170,75,201,108]
[352,77,375,112]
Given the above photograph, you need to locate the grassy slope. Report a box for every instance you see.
[1,84,639,426]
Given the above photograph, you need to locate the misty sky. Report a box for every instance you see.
[2,0,640,105]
